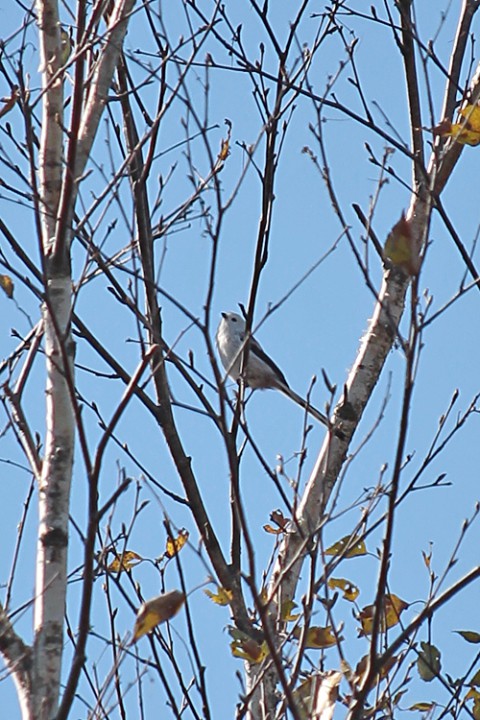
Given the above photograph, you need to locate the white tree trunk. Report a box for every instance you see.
[31,280,75,719]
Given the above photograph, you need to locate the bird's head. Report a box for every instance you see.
[220,311,245,331]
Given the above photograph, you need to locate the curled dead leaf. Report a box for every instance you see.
[264,509,290,534]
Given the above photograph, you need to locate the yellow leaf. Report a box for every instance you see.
[384,593,408,623]
[408,702,435,712]
[354,653,397,684]
[230,638,269,663]
[132,590,185,642]
[227,626,246,641]
[417,641,441,682]
[293,625,337,649]
[259,587,269,606]
[204,586,233,606]
[107,550,142,573]
[393,690,407,707]
[384,214,419,276]
[165,528,189,558]
[434,104,480,146]
[0,274,14,299]
[467,690,480,720]
[456,103,480,135]
[358,594,408,636]
[328,577,359,602]
[473,698,480,720]
[447,124,480,146]
[281,599,300,622]
[470,668,480,686]
[60,28,72,66]
[455,630,480,644]
[325,535,366,558]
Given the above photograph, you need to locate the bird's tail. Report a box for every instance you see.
[276,382,344,438]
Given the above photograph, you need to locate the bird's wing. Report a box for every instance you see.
[249,335,290,388]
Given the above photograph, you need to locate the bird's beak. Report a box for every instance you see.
[221,312,227,319]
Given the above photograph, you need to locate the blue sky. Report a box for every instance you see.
[1,1,480,718]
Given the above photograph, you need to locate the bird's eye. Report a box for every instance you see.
[231,317,237,322]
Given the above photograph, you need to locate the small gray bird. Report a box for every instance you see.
[216,311,331,428]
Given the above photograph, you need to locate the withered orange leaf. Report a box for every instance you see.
[270,509,289,529]
[263,523,283,535]
[264,509,289,534]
